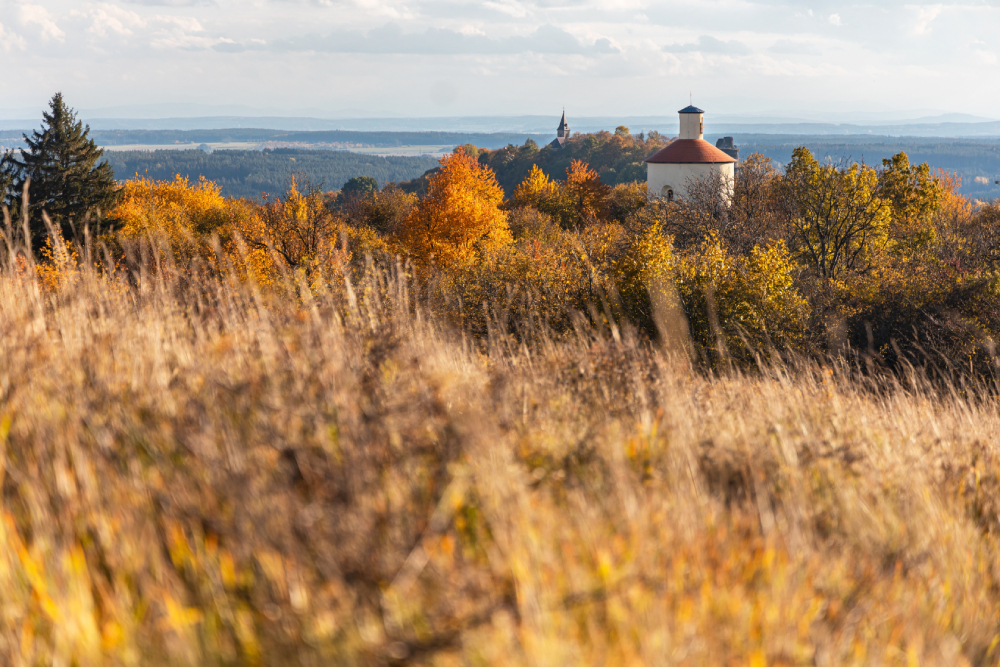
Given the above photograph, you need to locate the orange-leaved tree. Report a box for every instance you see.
[564,159,610,226]
[396,151,511,269]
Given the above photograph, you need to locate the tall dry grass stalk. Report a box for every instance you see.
[0,240,999,666]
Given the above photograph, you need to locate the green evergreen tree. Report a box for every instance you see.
[0,149,21,213]
[0,93,119,242]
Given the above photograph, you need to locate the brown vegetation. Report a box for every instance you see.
[3,138,1000,665]
[2,236,1000,665]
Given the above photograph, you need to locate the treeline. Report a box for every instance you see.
[734,134,1000,200]
[457,127,670,195]
[65,144,998,382]
[469,130,1000,200]
[104,148,439,198]
[5,128,548,149]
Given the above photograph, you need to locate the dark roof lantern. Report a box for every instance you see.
[678,105,704,114]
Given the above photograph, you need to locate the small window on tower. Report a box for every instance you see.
[700,120,704,135]
[661,185,674,201]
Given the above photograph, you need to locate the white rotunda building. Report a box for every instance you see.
[646,105,736,202]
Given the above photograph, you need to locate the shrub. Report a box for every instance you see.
[673,233,809,366]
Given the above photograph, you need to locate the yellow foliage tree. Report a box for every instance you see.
[245,177,344,266]
[779,147,890,281]
[396,151,512,269]
[111,174,256,264]
[674,233,808,365]
[511,160,612,230]
[614,219,677,336]
[879,152,943,255]
[512,164,558,210]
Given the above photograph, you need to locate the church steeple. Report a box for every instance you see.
[557,109,570,139]
[551,109,571,149]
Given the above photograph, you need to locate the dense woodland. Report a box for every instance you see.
[104,148,439,198]
[473,127,668,193]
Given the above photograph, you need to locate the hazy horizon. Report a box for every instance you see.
[1,0,998,122]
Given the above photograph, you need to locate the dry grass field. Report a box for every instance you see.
[1,244,1000,666]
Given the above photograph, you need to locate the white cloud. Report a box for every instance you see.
[769,39,821,56]
[80,4,146,37]
[482,0,529,18]
[19,4,66,42]
[249,23,618,55]
[1,0,1000,118]
[974,48,997,64]
[0,21,27,51]
[663,35,751,55]
[911,4,942,35]
[153,15,205,32]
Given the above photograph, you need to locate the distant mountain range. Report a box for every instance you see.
[2,113,1000,137]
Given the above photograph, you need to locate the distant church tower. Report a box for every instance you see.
[550,110,570,149]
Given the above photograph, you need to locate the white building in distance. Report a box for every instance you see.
[645,105,736,202]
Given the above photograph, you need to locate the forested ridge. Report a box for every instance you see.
[104,148,439,197]
[5,128,547,148]
[472,128,668,194]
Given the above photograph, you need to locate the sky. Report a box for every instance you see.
[1,0,999,120]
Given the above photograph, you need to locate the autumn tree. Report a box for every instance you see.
[564,159,610,225]
[607,182,648,223]
[726,152,782,255]
[247,175,346,272]
[343,183,418,236]
[674,233,809,365]
[396,151,511,269]
[111,174,253,259]
[1,93,118,244]
[878,151,943,254]
[511,164,558,210]
[455,144,481,159]
[778,147,890,280]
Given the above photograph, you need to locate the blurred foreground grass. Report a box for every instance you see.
[1,253,1000,666]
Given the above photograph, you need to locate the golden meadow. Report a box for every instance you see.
[3,145,1000,665]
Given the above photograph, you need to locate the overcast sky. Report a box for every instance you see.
[1,0,998,120]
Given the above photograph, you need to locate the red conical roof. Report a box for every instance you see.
[645,139,737,164]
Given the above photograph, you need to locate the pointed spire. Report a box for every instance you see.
[557,109,569,139]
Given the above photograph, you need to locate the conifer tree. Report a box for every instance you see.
[0,93,119,242]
